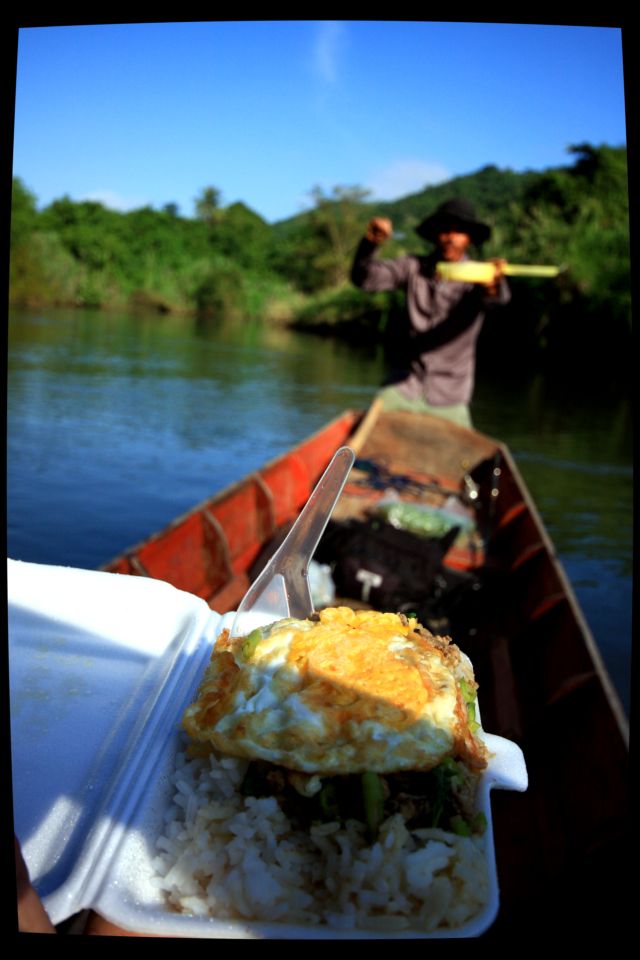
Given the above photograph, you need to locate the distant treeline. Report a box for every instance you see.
[10,143,630,373]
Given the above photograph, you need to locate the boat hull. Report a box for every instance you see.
[101,405,629,935]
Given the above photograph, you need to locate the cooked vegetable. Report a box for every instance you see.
[241,627,264,661]
[431,758,462,828]
[362,771,385,838]
[450,815,472,836]
[460,678,481,733]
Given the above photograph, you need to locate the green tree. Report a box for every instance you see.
[489,143,630,363]
[10,177,40,246]
[194,186,222,223]
[208,201,273,271]
[307,185,371,288]
[272,185,371,292]
[10,179,88,306]
[40,197,128,272]
[193,258,249,320]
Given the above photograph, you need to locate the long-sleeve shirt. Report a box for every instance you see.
[351,238,511,407]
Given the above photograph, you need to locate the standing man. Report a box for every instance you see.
[351,198,510,428]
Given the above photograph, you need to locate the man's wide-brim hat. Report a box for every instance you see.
[416,198,491,246]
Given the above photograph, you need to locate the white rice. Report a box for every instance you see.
[151,744,489,932]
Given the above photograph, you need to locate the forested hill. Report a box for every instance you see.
[272,161,541,241]
[10,143,630,374]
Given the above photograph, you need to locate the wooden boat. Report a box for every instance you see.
[101,401,629,937]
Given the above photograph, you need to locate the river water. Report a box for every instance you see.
[7,306,632,715]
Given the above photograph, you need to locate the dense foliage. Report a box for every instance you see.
[10,144,630,370]
[9,183,296,319]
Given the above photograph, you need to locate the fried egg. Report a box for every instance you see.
[183,607,487,775]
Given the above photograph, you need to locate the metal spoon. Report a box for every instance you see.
[229,446,355,637]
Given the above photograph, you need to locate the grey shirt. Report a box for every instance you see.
[351,239,511,406]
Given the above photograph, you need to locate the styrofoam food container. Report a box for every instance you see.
[9,559,527,938]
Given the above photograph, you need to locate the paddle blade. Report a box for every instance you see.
[436,261,561,282]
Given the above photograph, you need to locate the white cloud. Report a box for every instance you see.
[80,190,148,212]
[366,159,451,201]
[312,21,345,84]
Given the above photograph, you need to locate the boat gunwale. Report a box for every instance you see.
[100,409,361,574]
[495,441,630,746]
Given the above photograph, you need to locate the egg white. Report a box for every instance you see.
[183,607,486,774]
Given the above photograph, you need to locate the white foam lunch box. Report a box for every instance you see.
[9,558,527,938]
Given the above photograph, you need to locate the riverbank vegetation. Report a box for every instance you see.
[10,143,630,374]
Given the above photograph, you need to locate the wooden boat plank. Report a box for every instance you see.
[352,407,498,478]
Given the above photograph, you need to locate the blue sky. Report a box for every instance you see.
[12,21,627,223]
